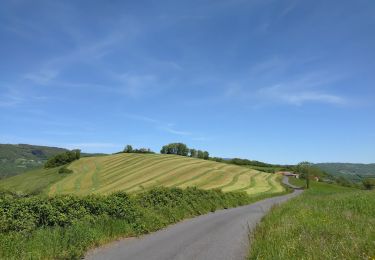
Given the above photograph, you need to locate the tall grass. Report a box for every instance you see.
[249,180,375,259]
[0,187,289,259]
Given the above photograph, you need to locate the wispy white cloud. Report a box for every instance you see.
[124,113,197,137]
[24,69,59,85]
[0,85,52,108]
[192,136,211,141]
[67,142,120,150]
[0,92,24,107]
[115,73,158,98]
[279,0,298,17]
[123,114,159,124]
[159,126,192,136]
[258,85,346,106]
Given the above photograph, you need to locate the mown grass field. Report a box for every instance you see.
[47,153,284,195]
[0,167,68,195]
[0,153,289,259]
[249,178,375,259]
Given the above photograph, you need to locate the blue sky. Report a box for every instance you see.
[1,0,374,164]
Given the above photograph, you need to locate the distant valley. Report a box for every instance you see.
[315,163,375,182]
[0,144,68,179]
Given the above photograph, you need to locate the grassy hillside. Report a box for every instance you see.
[0,144,68,179]
[249,179,375,259]
[0,167,66,195]
[1,153,284,196]
[48,153,284,195]
[315,163,375,182]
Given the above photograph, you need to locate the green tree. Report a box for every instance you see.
[197,150,204,159]
[44,150,80,168]
[160,143,189,156]
[74,149,81,159]
[296,162,312,189]
[362,178,375,190]
[203,151,209,160]
[123,145,133,153]
[189,149,197,157]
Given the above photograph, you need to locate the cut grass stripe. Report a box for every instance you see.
[48,154,284,196]
[101,160,208,193]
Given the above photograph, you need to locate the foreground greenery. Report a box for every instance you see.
[249,179,375,259]
[0,187,288,259]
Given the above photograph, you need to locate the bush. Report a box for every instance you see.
[362,178,375,190]
[58,166,73,174]
[44,150,81,168]
[0,188,253,234]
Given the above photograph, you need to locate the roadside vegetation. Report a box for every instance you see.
[249,179,375,259]
[0,186,289,259]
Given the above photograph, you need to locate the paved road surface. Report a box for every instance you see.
[85,177,303,260]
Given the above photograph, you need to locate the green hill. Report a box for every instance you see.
[0,144,68,179]
[315,163,375,182]
[1,153,284,196]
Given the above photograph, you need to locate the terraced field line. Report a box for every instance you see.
[169,164,229,187]
[222,173,253,192]
[96,158,202,193]
[105,160,209,193]
[198,165,250,189]
[236,172,261,192]
[99,156,190,187]
[139,161,223,186]
[245,174,270,194]
[91,160,101,192]
[49,154,284,196]
[119,161,210,192]
[99,156,171,180]
[214,169,251,190]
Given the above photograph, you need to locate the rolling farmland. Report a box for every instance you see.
[46,153,284,196]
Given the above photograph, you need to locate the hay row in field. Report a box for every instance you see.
[48,153,284,196]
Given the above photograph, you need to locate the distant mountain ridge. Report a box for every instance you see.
[315,163,375,182]
[0,144,68,179]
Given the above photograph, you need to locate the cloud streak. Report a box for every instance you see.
[258,85,346,106]
[123,114,198,138]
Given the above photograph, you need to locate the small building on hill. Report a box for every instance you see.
[278,171,300,178]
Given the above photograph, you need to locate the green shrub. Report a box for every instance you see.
[0,187,287,259]
[58,166,73,174]
[44,150,81,168]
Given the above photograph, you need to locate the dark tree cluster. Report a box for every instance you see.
[160,143,209,160]
[228,158,272,167]
[123,145,154,154]
[362,178,375,190]
[44,150,81,168]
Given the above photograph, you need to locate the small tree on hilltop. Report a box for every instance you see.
[123,145,133,153]
[189,149,197,157]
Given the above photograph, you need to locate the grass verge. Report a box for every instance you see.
[1,186,289,259]
[248,179,375,259]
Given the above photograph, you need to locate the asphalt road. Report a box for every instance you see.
[85,177,303,260]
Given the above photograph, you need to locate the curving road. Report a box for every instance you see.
[85,177,303,260]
